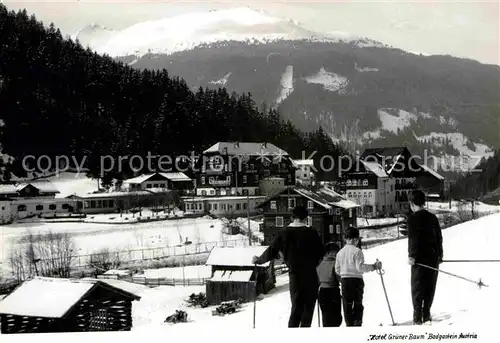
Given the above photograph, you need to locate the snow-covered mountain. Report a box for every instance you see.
[72,7,385,57]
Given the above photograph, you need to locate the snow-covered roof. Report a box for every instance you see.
[123,172,191,184]
[203,142,288,157]
[158,172,192,182]
[17,181,60,194]
[360,160,388,178]
[0,277,140,318]
[0,184,17,195]
[206,246,270,267]
[419,164,445,180]
[76,189,171,199]
[211,270,253,282]
[293,159,314,166]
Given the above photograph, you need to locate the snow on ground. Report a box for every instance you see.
[415,132,494,171]
[49,172,100,198]
[142,265,211,279]
[208,72,232,86]
[130,213,500,330]
[428,200,500,214]
[354,62,379,72]
[275,65,294,105]
[0,217,249,275]
[303,67,349,93]
[356,217,401,228]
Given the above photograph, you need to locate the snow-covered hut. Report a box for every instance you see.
[205,246,275,305]
[0,277,140,334]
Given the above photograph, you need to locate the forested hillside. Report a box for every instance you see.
[0,5,343,185]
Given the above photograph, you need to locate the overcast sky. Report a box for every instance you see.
[3,0,499,65]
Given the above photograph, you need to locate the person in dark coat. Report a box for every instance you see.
[252,205,324,328]
[316,242,342,327]
[407,189,443,325]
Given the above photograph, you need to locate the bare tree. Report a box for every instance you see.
[89,248,122,275]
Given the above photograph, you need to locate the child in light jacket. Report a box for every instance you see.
[317,242,342,327]
[335,227,382,326]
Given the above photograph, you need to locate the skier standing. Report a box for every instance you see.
[335,227,382,326]
[252,205,324,328]
[407,189,443,325]
[317,242,343,327]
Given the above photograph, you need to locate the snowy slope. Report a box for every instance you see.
[276,65,294,105]
[72,7,385,57]
[303,67,349,93]
[130,213,500,330]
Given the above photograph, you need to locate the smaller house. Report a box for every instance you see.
[122,172,193,193]
[0,277,141,334]
[293,159,315,187]
[257,187,360,247]
[205,246,275,305]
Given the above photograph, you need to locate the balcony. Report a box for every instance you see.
[209,179,231,186]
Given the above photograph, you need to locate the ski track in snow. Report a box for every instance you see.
[276,65,294,105]
[303,67,349,92]
[208,72,232,86]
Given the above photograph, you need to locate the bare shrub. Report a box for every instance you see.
[89,248,122,275]
[9,231,75,280]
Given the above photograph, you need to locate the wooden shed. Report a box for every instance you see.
[205,246,275,305]
[0,277,141,334]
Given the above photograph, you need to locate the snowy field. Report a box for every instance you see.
[0,217,253,277]
[128,212,500,331]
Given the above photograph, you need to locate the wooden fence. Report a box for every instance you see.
[68,238,250,268]
[97,274,210,287]
[206,280,256,305]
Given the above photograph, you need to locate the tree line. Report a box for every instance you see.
[0,5,345,186]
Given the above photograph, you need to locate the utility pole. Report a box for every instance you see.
[247,194,252,246]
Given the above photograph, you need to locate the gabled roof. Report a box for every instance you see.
[293,159,314,166]
[360,160,388,178]
[361,147,407,159]
[203,142,289,157]
[0,181,59,195]
[123,172,191,184]
[206,246,270,267]
[419,164,445,180]
[257,187,360,210]
[0,277,140,318]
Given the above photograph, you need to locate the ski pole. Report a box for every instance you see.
[415,263,488,288]
[253,264,257,329]
[442,259,500,263]
[376,259,396,326]
[317,299,321,327]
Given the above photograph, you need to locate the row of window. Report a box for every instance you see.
[84,199,115,209]
[270,199,315,210]
[199,188,259,196]
[275,216,313,227]
[16,203,71,212]
[185,202,249,212]
[145,183,166,189]
[348,191,373,198]
[201,173,293,185]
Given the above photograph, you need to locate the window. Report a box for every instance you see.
[18,204,27,211]
[160,183,165,188]
[221,204,226,211]
[390,185,393,192]
[36,205,44,211]
[236,203,241,211]
[363,179,369,186]
[210,190,215,195]
[88,308,108,331]
[153,184,158,188]
[200,177,205,185]
[254,175,259,183]
[84,201,90,209]
[249,164,255,170]
[49,204,56,210]
[243,203,247,210]
[209,177,214,184]
[198,203,203,210]
[62,203,69,209]
[346,180,352,186]
[146,184,152,188]
[303,173,308,178]
[275,217,284,227]
[369,193,372,197]
[270,201,277,210]
[364,192,367,197]
[348,192,352,197]
[242,175,247,184]
[307,216,312,227]
[208,203,212,211]
[307,200,314,209]
[213,203,218,211]
[242,189,249,196]
[227,175,231,183]
[329,224,334,234]
[288,198,296,209]
[1,206,4,211]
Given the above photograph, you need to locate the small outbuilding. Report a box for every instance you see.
[205,246,275,305]
[0,277,141,334]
